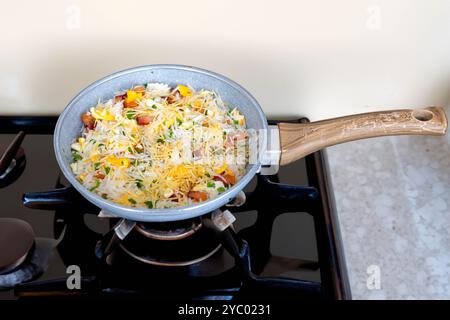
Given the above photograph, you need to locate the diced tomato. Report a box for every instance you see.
[81,112,95,130]
[188,191,208,202]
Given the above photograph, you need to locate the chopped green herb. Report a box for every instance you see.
[144,201,154,209]
[126,110,135,119]
[205,172,211,178]
[128,198,137,205]
[168,129,174,139]
[217,186,226,193]
[207,182,215,188]
[176,118,183,126]
[136,180,144,189]
[89,180,100,192]
[94,162,101,170]
[105,167,111,175]
[223,131,227,136]
[157,138,165,144]
[127,146,133,153]
[72,151,82,161]
[151,104,157,109]
[233,120,239,125]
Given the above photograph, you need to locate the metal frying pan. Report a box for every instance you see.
[53,65,447,222]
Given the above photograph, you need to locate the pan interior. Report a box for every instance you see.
[54,65,268,222]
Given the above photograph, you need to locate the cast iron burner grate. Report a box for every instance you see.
[11,117,350,300]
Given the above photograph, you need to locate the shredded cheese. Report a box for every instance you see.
[71,84,248,209]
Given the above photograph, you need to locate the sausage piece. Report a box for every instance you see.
[81,113,95,130]
[136,115,155,125]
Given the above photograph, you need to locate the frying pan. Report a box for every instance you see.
[53,65,447,222]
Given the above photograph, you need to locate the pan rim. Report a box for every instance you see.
[54,64,268,222]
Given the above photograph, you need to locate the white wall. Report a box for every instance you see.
[0,0,449,120]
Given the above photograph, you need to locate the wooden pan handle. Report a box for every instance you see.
[279,106,447,166]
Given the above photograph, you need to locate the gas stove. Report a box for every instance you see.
[0,116,350,300]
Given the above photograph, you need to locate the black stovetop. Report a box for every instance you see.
[0,116,350,300]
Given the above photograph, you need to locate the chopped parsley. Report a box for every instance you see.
[128,198,137,205]
[126,110,136,119]
[72,151,82,161]
[207,182,215,188]
[144,201,154,209]
[89,180,100,192]
[217,186,226,193]
[105,167,111,175]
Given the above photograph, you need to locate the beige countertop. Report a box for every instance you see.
[326,105,450,299]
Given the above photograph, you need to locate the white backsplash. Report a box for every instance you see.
[0,0,449,120]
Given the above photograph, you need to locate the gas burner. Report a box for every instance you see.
[0,131,26,188]
[0,218,35,275]
[119,236,221,267]
[113,217,222,267]
[135,218,203,241]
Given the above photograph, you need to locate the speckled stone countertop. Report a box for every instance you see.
[326,106,450,300]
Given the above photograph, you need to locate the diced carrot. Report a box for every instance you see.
[94,172,105,179]
[133,86,146,95]
[223,173,236,185]
[124,99,139,108]
[188,191,208,202]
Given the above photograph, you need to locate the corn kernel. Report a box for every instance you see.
[177,85,192,97]
[214,163,228,174]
